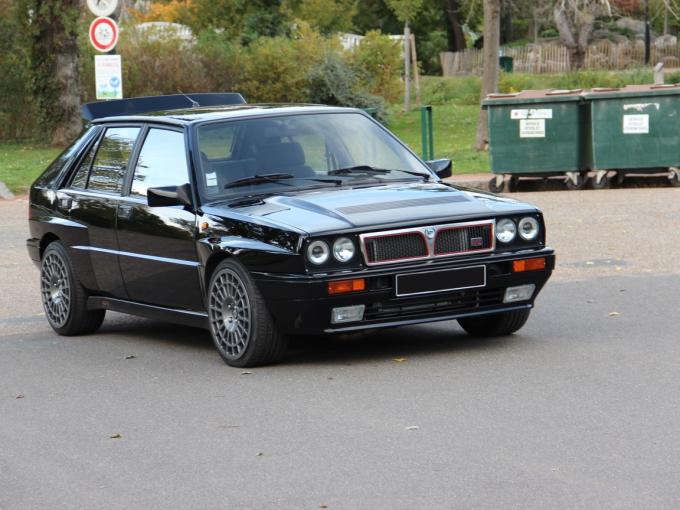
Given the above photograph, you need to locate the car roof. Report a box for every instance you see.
[91,104,364,126]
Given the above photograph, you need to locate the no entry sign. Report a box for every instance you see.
[89,16,119,53]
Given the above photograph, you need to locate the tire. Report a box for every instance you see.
[565,172,588,190]
[457,309,531,337]
[207,259,287,367]
[40,241,106,336]
[591,173,610,190]
[507,176,520,192]
[488,177,505,193]
[669,172,680,187]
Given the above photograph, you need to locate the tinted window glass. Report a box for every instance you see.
[88,127,140,193]
[131,129,188,197]
[70,140,97,189]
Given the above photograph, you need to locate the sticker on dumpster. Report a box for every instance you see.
[511,109,552,120]
[519,119,545,138]
[623,103,660,112]
[622,114,649,134]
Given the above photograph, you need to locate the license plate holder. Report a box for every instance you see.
[395,265,486,297]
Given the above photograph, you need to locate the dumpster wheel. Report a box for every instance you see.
[565,171,588,191]
[669,167,680,187]
[488,175,505,193]
[591,170,610,190]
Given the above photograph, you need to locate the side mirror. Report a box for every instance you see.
[147,183,193,208]
[426,159,453,179]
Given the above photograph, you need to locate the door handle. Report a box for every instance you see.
[118,204,133,220]
[58,196,72,209]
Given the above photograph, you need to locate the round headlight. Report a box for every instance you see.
[333,237,355,262]
[496,219,517,243]
[518,217,540,241]
[307,240,330,265]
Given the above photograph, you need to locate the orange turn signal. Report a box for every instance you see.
[512,257,546,273]
[327,278,366,295]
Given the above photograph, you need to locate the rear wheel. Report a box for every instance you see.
[565,172,588,190]
[40,241,105,335]
[208,259,287,367]
[488,177,505,193]
[457,309,531,337]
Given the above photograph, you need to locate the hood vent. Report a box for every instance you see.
[337,195,468,215]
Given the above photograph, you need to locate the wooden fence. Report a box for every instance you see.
[441,40,680,76]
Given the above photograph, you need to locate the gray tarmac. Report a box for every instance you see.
[1,188,680,509]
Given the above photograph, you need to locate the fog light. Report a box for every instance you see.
[331,305,365,324]
[503,284,536,303]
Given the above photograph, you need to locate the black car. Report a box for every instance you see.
[27,93,555,367]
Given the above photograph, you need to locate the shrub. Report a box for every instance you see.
[349,30,402,103]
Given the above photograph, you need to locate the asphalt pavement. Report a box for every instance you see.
[2,188,680,509]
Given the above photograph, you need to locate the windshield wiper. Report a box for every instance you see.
[224,173,295,189]
[328,165,430,180]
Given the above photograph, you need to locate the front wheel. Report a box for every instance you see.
[208,259,287,367]
[40,241,105,335]
[457,309,531,337]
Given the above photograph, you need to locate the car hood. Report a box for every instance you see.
[203,181,539,235]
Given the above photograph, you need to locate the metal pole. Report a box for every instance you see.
[427,106,434,160]
[420,107,427,159]
[645,0,651,65]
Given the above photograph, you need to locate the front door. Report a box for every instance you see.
[116,126,203,311]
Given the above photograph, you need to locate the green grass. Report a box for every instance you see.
[388,104,489,174]
[0,143,61,194]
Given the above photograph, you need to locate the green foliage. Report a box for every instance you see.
[384,0,424,23]
[284,0,357,35]
[419,76,480,105]
[307,52,387,120]
[349,31,402,103]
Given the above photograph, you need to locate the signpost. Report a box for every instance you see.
[86,0,118,17]
[94,55,123,100]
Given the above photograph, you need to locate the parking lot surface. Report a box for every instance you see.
[2,188,680,509]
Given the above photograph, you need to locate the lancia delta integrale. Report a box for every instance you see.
[27,94,555,367]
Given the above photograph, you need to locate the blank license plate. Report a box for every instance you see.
[395,265,486,297]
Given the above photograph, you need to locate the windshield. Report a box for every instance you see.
[195,112,431,199]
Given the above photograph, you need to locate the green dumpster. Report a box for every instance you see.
[583,84,680,187]
[499,56,514,73]
[482,89,589,192]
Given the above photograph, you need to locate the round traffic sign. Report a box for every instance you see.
[86,0,118,17]
[89,16,119,53]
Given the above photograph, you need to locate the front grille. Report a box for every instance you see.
[435,224,493,255]
[360,220,495,266]
[364,232,428,264]
[363,288,504,321]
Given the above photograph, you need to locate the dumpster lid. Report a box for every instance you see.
[582,83,680,99]
[482,89,583,106]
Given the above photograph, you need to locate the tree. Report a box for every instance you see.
[475,0,501,151]
[553,0,611,70]
[444,0,466,51]
[283,0,357,35]
[20,0,82,146]
[385,0,424,112]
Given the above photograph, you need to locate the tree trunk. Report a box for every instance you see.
[403,21,411,113]
[554,3,595,71]
[475,0,501,151]
[28,0,82,147]
[444,0,466,52]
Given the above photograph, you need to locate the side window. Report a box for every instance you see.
[70,140,97,189]
[88,127,140,194]
[130,129,189,197]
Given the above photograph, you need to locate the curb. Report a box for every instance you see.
[0,181,15,200]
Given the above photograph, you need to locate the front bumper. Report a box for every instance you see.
[253,248,555,334]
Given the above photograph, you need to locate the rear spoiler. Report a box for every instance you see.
[82,93,246,121]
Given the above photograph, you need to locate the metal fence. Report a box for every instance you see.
[441,40,680,76]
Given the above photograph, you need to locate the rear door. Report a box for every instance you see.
[115,126,203,311]
[60,125,142,297]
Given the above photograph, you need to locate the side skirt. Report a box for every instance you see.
[88,297,210,330]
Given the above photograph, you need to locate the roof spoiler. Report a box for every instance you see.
[82,93,246,121]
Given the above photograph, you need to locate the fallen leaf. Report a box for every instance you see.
[124,355,136,360]
[586,299,594,304]
[241,371,253,375]
[109,433,122,439]
[15,394,24,399]
[608,312,620,317]
[393,357,407,363]
[256,452,264,457]
[586,261,594,265]
[405,425,420,431]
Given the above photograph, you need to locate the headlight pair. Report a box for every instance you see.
[307,237,356,265]
[496,217,540,244]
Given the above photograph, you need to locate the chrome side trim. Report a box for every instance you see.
[72,245,200,267]
[359,219,496,266]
